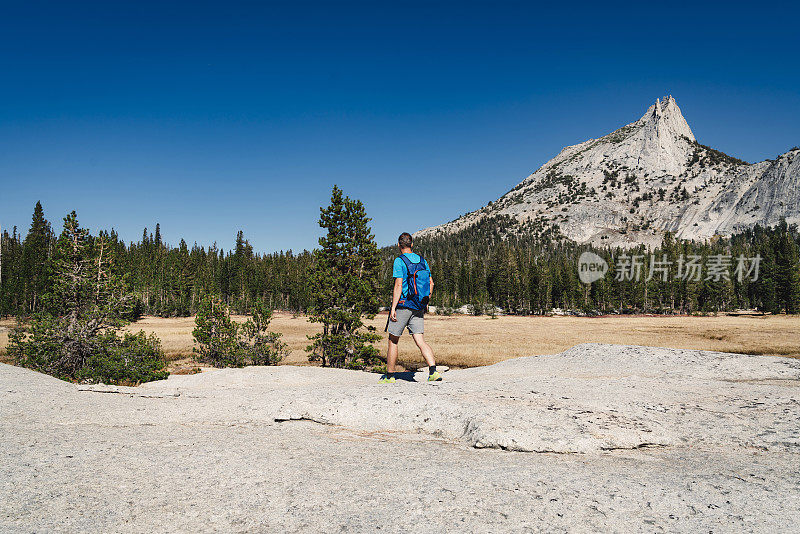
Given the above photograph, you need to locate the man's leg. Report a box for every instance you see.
[384,309,412,382]
[387,334,400,374]
[411,333,435,368]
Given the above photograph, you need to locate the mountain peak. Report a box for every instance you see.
[640,95,695,142]
[418,96,798,249]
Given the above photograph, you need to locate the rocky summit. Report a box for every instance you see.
[418,96,800,248]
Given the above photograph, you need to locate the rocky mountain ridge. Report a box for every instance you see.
[418,96,799,247]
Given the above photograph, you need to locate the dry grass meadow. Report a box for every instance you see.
[5,313,797,372]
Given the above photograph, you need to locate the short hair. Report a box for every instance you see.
[398,232,413,248]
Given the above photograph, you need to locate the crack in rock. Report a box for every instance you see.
[77,384,180,398]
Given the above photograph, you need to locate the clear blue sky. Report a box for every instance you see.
[1,1,798,252]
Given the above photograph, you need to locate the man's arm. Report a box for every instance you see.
[390,277,403,321]
[427,259,433,294]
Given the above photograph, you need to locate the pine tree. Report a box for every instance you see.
[45,211,96,319]
[753,237,777,313]
[175,238,193,315]
[775,222,800,314]
[306,186,382,369]
[1,227,24,316]
[21,201,52,314]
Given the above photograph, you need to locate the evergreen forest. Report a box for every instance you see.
[2,202,799,319]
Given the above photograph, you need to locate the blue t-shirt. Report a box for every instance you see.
[393,253,430,297]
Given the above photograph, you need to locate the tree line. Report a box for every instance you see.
[1,201,314,318]
[411,215,800,315]
[3,202,800,319]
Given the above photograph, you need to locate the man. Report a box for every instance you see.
[380,232,442,383]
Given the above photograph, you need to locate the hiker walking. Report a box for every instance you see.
[380,232,442,383]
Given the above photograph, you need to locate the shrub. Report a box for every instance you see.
[468,301,486,316]
[77,332,168,385]
[192,295,288,367]
[240,299,288,366]
[10,316,168,385]
[192,295,242,367]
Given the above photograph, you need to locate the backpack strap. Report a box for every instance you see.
[398,254,415,270]
[399,254,426,270]
[398,255,414,298]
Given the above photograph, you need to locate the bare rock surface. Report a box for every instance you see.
[2,343,799,532]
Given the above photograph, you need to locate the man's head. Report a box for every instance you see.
[398,232,413,252]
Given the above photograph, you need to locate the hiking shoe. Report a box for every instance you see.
[379,375,396,383]
[427,371,443,382]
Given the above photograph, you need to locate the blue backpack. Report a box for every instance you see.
[397,254,431,311]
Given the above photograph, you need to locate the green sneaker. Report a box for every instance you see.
[379,375,396,383]
[427,371,443,382]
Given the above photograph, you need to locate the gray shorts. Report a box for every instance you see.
[388,307,424,337]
